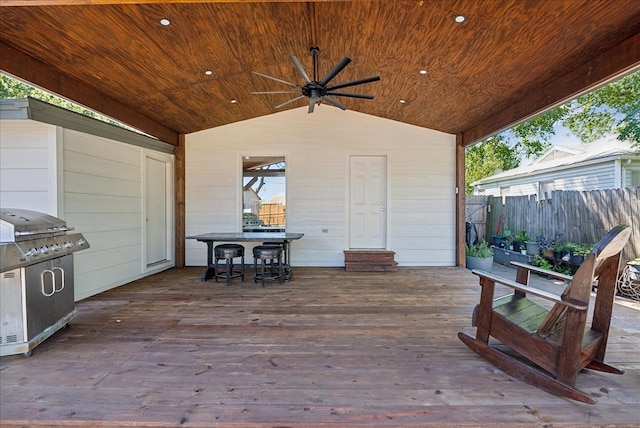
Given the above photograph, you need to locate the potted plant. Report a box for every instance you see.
[466,240,494,271]
[525,234,543,256]
[513,230,529,253]
[569,243,592,265]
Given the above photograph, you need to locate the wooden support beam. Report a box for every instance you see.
[462,32,640,147]
[174,134,186,268]
[456,134,466,267]
[0,41,179,145]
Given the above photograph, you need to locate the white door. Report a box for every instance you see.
[145,156,168,266]
[349,156,387,249]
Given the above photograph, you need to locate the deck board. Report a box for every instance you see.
[1,266,639,427]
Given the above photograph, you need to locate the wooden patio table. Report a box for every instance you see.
[186,232,304,282]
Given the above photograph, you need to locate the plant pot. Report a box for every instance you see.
[513,241,523,252]
[569,254,585,265]
[525,241,540,256]
[492,236,505,248]
[466,255,493,272]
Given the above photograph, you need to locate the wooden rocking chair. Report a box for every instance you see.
[458,225,631,404]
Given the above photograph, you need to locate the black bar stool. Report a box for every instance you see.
[214,244,245,283]
[253,245,283,286]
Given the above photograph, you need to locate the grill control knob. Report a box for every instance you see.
[25,247,38,257]
[63,241,73,249]
[76,238,86,247]
[40,245,50,254]
[50,243,61,251]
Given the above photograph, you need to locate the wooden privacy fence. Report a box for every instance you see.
[468,188,639,262]
[259,203,285,227]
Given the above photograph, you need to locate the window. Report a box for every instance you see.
[242,156,286,232]
[631,170,640,187]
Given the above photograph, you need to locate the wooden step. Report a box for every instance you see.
[344,250,396,262]
[344,261,398,272]
[344,250,397,272]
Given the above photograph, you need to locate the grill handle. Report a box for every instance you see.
[41,270,56,297]
[53,267,65,292]
[15,226,75,237]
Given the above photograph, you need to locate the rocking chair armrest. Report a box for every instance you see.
[510,261,573,282]
[471,269,588,310]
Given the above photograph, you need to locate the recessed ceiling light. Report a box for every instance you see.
[419,69,428,75]
[230,99,237,104]
[454,15,466,23]
[159,18,171,26]
[399,99,406,104]
[204,70,213,76]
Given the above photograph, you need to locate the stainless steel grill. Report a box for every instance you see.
[0,208,90,356]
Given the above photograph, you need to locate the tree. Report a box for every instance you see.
[0,73,134,130]
[466,70,640,194]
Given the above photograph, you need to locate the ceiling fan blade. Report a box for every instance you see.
[308,99,316,114]
[252,71,299,88]
[319,57,351,86]
[326,75,381,91]
[321,96,348,110]
[274,95,306,109]
[289,55,312,84]
[251,91,301,95]
[325,91,374,100]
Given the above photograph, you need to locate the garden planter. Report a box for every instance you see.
[492,236,505,248]
[492,246,534,266]
[569,254,585,265]
[466,255,493,271]
[525,241,540,256]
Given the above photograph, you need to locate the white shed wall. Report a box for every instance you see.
[186,107,456,267]
[0,121,59,212]
[0,120,174,301]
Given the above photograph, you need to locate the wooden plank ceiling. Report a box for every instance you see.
[1,0,640,146]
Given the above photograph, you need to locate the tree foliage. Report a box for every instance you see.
[466,70,640,194]
[0,74,130,129]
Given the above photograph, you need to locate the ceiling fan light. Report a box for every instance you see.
[419,69,427,75]
[204,70,213,76]
[454,15,466,23]
[159,18,171,26]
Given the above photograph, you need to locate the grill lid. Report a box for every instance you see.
[1,208,72,243]
[0,209,89,273]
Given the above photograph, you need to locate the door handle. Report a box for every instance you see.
[41,269,55,297]
[53,266,65,292]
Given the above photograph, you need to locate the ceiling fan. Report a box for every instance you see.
[252,46,380,113]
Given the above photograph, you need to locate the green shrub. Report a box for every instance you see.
[532,256,553,270]
[466,240,493,258]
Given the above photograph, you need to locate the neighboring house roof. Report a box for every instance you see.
[473,135,639,185]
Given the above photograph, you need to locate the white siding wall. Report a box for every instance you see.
[186,107,456,267]
[476,161,618,196]
[0,121,59,213]
[0,120,174,301]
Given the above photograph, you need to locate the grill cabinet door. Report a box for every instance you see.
[24,255,74,340]
[25,259,56,339]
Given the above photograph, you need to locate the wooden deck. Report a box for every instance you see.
[1,266,639,427]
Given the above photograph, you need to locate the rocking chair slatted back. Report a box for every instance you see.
[538,225,631,338]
